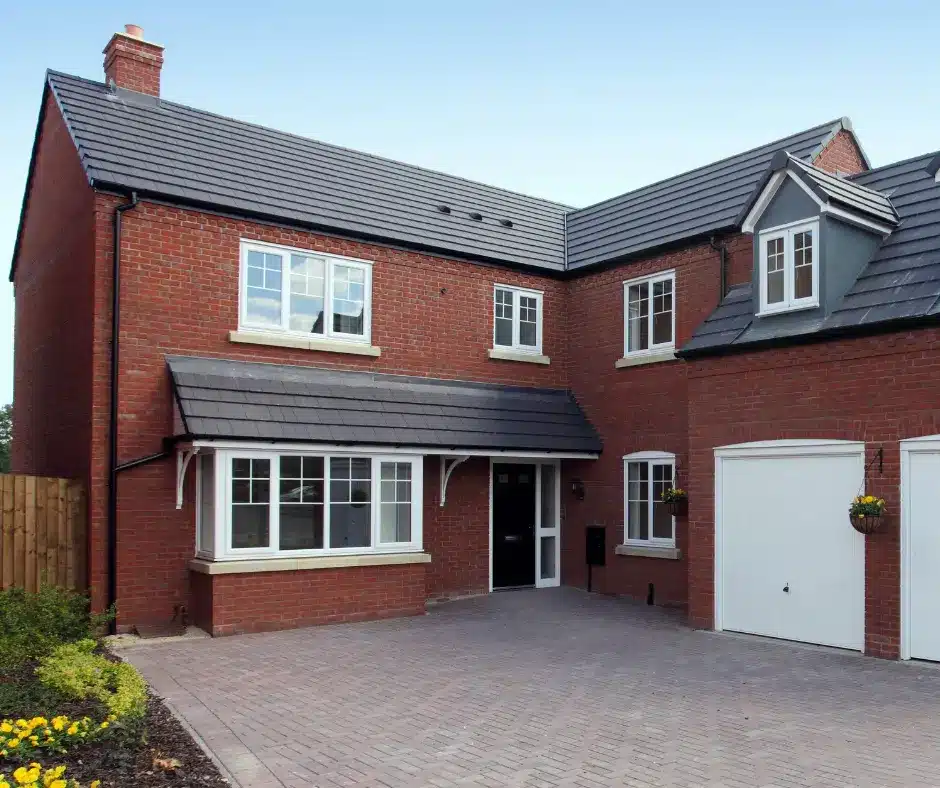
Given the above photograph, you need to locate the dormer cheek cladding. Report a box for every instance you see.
[751,177,882,320]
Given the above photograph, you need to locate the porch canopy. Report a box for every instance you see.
[166,355,602,457]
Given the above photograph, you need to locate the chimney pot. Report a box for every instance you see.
[124,24,144,39]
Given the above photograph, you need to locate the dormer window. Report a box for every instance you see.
[758,220,819,315]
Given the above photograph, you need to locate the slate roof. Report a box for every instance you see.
[167,356,602,454]
[565,119,860,269]
[786,155,898,227]
[681,153,940,356]
[45,71,569,271]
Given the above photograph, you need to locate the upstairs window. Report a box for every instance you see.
[240,241,372,343]
[493,285,543,353]
[758,220,818,314]
[623,271,675,357]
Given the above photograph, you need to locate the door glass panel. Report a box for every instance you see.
[540,465,556,529]
[540,535,556,580]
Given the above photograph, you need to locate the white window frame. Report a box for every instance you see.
[622,270,676,358]
[622,451,676,547]
[492,284,543,354]
[239,239,373,344]
[197,448,423,561]
[758,219,819,315]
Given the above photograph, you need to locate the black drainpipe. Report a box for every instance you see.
[709,235,728,299]
[107,192,138,626]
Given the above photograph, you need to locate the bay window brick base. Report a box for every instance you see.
[189,563,428,636]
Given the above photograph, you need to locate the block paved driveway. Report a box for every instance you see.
[125,588,940,787]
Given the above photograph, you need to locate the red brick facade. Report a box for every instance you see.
[190,562,427,636]
[82,196,569,628]
[814,129,868,175]
[685,329,940,659]
[14,40,916,650]
[11,94,96,481]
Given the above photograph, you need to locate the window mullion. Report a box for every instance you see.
[647,461,654,541]
[270,456,280,554]
[324,454,331,553]
[281,256,290,331]
[512,291,520,349]
[372,457,380,548]
[324,262,333,339]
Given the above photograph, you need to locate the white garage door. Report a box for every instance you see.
[902,437,940,661]
[716,441,865,651]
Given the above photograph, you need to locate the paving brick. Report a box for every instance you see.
[125,588,940,787]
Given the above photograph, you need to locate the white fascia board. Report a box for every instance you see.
[821,204,895,236]
[190,439,598,460]
[714,439,865,459]
[741,170,787,234]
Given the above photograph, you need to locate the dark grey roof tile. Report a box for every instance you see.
[566,120,853,268]
[48,72,568,271]
[168,356,601,454]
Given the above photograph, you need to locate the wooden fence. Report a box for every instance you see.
[0,475,87,592]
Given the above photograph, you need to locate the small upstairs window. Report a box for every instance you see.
[623,271,675,357]
[240,240,372,343]
[758,220,818,315]
[493,285,543,354]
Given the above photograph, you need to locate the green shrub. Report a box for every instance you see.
[0,587,113,671]
[36,640,148,720]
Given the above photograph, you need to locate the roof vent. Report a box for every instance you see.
[469,212,483,221]
[437,204,451,214]
[499,219,514,228]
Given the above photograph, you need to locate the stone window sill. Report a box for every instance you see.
[615,544,681,560]
[615,350,676,369]
[229,330,381,357]
[488,347,550,365]
[190,552,431,575]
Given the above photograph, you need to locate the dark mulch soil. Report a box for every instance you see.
[1,661,229,787]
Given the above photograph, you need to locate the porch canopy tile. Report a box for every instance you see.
[167,355,602,455]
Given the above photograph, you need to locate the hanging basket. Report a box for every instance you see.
[849,513,882,534]
[665,498,688,517]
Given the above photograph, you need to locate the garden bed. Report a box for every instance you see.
[0,586,230,787]
[1,657,228,787]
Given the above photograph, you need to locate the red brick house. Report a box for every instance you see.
[11,26,940,660]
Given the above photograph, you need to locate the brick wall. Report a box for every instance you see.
[87,196,569,627]
[11,95,95,481]
[192,563,427,636]
[561,239,740,607]
[686,328,940,658]
[103,33,163,97]
[814,129,868,175]
[424,457,491,600]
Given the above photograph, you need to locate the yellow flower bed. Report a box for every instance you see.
[0,761,99,788]
[0,716,114,759]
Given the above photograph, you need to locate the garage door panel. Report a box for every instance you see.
[907,450,940,661]
[718,445,865,651]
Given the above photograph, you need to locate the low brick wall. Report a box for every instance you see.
[189,563,428,636]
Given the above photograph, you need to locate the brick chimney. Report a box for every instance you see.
[103,24,164,97]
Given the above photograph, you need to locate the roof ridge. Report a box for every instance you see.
[570,119,844,218]
[46,70,575,212]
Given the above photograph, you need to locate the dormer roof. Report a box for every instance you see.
[682,152,940,357]
[742,152,898,235]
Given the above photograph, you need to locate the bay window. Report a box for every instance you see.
[240,240,372,343]
[196,449,423,560]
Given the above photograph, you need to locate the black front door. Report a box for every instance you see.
[492,463,536,588]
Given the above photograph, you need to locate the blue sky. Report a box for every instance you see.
[1,1,938,404]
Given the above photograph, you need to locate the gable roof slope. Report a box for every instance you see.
[565,119,862,269]
[45,70,569,271]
